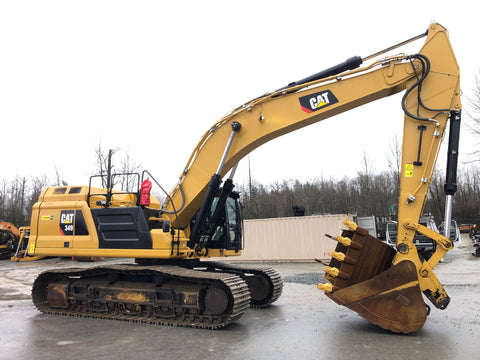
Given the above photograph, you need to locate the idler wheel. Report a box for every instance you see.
[245,274,271,303]
[203,286,229,315]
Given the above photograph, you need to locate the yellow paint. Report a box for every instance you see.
[325,266,339,277]
[107,292,149,303]
[336,236,352,247]
[318,283,333,292]
[377,280,419,296]
[331,251,345,262]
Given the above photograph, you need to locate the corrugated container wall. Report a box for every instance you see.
[221,214,353,262]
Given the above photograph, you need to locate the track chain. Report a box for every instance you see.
[32,264,251,329]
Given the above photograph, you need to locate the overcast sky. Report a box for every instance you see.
[1,1,479,192]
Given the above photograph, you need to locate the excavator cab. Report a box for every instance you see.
[207,193,243,251]
[189,188,243,252]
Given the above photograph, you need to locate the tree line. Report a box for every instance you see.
[1,162,480,228]
[237,166,480,225]
[0,175,49,227]
[0,144,140,227]
[1,146,480,228]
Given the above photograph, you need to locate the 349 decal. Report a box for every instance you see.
[59,210,74,236]
[299,90,338,113]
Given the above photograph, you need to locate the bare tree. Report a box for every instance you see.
[465,70,480,161]
[93,142,143,191]
[355,150,375,215]
[117,152,141,192]
[93,142,118,188]
[387,135,402,189]
[1,176,28,226]
[27,175,49,220]
[53,163,68,186]
[0,179,7,220]
[426,170,445,221]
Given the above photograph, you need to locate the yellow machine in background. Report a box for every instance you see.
[0,221,20,259]
[10,227,46,262]
[24,23,460,332]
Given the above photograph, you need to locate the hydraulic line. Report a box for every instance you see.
[443,110,461,238]
[402,54,453,123]
[189,121,242,249]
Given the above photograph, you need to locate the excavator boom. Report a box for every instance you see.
[164,24,460,234]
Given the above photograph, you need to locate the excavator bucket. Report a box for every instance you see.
[319,222,428,333]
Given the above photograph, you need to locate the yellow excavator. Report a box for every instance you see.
[0,221,20,259]
[23,23,460,332]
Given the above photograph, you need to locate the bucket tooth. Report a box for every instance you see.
[325,233,361,249]
[317,283,333,292]
[337,235,352,247]
[331,251,355,265]
[324,266,350,280]
[343,219,358,231]
[324,266,339,277]
[331,251,345,262]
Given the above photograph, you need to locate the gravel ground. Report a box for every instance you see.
[0,234,479,360]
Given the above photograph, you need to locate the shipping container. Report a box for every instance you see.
[213,214,353,262]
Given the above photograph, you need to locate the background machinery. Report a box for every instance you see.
[24,23,460,332]
[10,227,46,262]
[0,221,19,259]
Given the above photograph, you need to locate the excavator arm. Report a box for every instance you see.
[163,23,460,332]
[165,23,460,231]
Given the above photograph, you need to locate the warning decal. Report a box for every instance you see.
[405,163,413,178]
